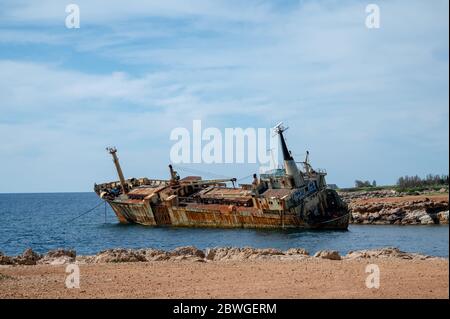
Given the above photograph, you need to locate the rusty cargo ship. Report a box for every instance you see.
[94,124,349,229]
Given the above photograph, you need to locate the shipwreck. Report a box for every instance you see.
[94,123,349,229]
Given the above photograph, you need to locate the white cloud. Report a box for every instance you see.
[0,0,448,191]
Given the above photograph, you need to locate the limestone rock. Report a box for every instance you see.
[313,250,341,260]
[75,255,96,264]
[139,248,170,261]
[205,248,216,260]
[204,247,285,261]
[94,248,146,263]
[14,248,42,265]
[419,214,435,225]
[0,252,14,265]
[38,249,76,265]
[437,211,449,224]
[344,247,434,260]
[402,209,428,224]
[346,193,448,225]
[170,246,205,259]
[284,248,309,256]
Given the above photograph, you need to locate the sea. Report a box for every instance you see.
[0,192,448,257]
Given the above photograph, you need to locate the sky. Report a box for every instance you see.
[0,0,448,193]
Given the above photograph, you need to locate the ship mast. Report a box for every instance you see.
[106,147,128,194]
[273,123,304,188]
[304,150,311,174]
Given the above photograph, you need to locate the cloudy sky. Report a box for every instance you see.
[0,0,448,192]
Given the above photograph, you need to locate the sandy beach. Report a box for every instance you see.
[1,257,448,299]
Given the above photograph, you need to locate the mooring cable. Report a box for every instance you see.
[0,200,107,248]
[58,201,105,227]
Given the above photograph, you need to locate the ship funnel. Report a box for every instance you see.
[273,123,304,188]
[106,147,128,194]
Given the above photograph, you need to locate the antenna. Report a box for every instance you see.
[273,122,283,130]
[272,122,289,137]
[303,150,313,175]
[106,146,117,154]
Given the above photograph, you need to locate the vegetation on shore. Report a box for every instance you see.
[339,173,449,194]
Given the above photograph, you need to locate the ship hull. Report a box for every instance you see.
[108,200,349,230]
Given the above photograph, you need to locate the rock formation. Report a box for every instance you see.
[1,246,442,265]
[341,191,449,225]
[38,249,76,265]
[313,250,342,260]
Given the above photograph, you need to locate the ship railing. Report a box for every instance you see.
[95,178,169,192]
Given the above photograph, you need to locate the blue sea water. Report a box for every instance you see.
[0,192,448,257]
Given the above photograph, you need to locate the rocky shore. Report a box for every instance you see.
[0,246,445,267]
[340,191,449,225]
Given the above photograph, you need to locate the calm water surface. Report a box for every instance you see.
[0,193,448,256]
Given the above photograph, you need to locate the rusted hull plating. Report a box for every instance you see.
[108,200,349,230]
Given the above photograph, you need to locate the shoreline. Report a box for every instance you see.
[1,246,448,299]
[1,246,448,266]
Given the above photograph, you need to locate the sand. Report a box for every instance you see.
[0,258,448,299]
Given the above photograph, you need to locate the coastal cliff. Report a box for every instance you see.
[340,190,449,225]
